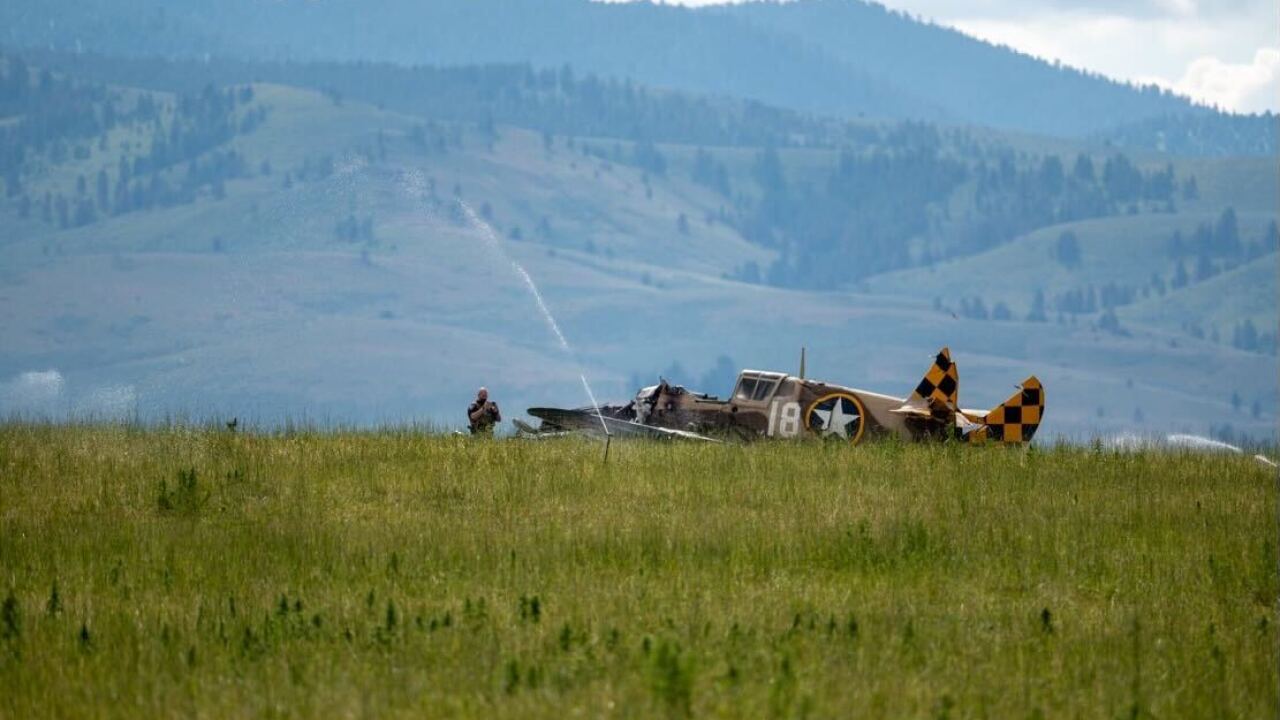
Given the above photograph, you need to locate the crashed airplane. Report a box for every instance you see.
[518,348,1044,445]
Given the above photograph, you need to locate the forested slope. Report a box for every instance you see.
[0,51,1274,440]
[0,0,1253,139]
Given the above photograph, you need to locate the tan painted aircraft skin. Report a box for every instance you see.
[525,348,1045,445]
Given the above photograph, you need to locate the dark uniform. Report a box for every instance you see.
[467,398,501,435]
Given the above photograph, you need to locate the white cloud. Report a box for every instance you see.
[935,8,1278,112]
[1173,48,1280,112]
[0,369,65,415]
[640,0,1280,112]
[0,370,140,419]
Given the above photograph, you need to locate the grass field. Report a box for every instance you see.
[0,425,1276,718]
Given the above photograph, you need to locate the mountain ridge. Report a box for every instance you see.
[0,0,1238,138]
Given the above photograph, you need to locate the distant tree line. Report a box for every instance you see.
[16,52,842,150]
[929,210,1278,351]
[1,55,117,199]
[1167,209,1277,264]
[568,128,1189,290]
[727,137,1183,288]
[2,54,269,229]
[1094,112,1278,158]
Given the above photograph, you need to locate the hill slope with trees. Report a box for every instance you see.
[0,51,1274,440]
[2,0,1262,140]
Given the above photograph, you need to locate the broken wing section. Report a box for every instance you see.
[524,407,719,442]
[891,347,959,427]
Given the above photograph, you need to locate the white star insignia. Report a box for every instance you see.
[814,398,858,438]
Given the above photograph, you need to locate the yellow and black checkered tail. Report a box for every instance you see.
[965,376,1045,444]
[908,347,959,412]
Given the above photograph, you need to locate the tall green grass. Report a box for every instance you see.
[0,424,1275,718]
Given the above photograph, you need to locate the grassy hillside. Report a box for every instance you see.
[0,426,1275,718]
[2,81,770,271]
[865,210,1278,351]
[1,67,1274,440]
[3,243,1274,439]
[1120,254,1277,335]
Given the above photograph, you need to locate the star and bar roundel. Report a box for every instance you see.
[805,392,867,444]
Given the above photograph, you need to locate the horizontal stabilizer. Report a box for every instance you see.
[965,376,1044,444]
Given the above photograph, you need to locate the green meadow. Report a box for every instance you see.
[0,425,1275,718]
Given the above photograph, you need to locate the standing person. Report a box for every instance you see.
[467,387,502,435]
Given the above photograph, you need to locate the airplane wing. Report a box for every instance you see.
[526,407,612,432]
[513,418,573,439]
[526,407,720,442]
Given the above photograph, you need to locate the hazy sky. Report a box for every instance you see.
[653,0,1279,113]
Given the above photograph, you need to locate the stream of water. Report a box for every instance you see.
[455,201,609,433]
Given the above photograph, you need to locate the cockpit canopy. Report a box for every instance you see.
[733,370,788,404]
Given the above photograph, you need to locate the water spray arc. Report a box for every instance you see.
[454,201,610,440]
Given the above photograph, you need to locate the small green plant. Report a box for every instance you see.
[462,596,488,629]
[932,694,956,720]
[46,581,62,616]
[767,653,796,719]
[384,600,398,633]
[1,591,20,641]
[156,467,208,514]
[649,638,694,717]
[518,594,541,623]
[503,659,520,694]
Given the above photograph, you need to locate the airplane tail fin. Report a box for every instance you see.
[965,376,1044,444]
[906,347,959,413]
